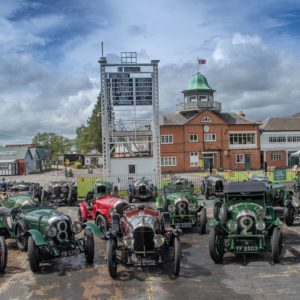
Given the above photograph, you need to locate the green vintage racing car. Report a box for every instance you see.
[209,181,283,263]
[0,191,101,272]
[156,177,207,233]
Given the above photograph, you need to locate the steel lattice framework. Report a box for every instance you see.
[98,53,160,176]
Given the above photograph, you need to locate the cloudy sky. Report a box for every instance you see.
[1,0,300,145]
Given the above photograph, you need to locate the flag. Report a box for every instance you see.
[198,58,206,64]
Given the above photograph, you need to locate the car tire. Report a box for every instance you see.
[205,189,210,200]
[15,221,28,251]
[209,227,224,263]
[96,214,109,240]
[84,229,94,264]
[173,236,181,276]
[78,209,84,222]
[128,192,133,203]
[220,203,228,223]
[199,208,207,234]
[0,236,7,272]
[271,227,282,263]
[283,206,295,226]
[162,194,168,212]
[213,202,222,219]
[28,236,40,272]
[107,239,117,279]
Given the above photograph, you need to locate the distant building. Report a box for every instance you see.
[260,117,300,168]
[0,145,51,175]
[160,72,261,172]
[84,150,103,167]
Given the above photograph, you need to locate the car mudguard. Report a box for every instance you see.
[79,203,88,222]
[83,222,101,238]
[28,229,46,246]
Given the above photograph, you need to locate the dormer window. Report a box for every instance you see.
[202,116,212,123]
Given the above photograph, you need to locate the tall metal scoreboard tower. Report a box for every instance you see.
[98,52,160,176]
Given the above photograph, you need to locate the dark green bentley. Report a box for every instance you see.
[0,193,101,272]
[209,181,283,263]
[156,177,206,233]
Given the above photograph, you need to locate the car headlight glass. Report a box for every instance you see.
[227,220,237,232]
[168,205,175,213]
[189,204,197,212]
[255,220,266,231]
[123,236,134,248]
[47,225,57,237]
[71,221,82,234]
[153,234,165,247]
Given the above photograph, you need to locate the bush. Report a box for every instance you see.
[74,161,82,169]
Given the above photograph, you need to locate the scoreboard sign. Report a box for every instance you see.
[107,72,153,106]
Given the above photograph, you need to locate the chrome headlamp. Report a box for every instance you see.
[153,234,165,247]
[123,236,134,248]
[255,220,266,231]
[227,220,237,232]
[168,205,175,213]
[189,204,197,212]
[71,221,82,234]
[109,208,116,215]
[47,224,57,238]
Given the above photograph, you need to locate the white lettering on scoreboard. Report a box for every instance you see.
[107,73,153,106]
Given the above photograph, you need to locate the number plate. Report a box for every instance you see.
[176,222,192,228]
[236,245,258,252]
[61,248,81,257]
[134,260,156,267]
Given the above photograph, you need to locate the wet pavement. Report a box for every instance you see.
[1,201,300,300]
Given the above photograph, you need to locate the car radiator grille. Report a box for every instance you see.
[133,227,155,253]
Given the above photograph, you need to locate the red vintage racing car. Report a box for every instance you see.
[78,188,128,236]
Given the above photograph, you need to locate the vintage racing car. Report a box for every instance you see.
[128,177,157,202]
[209,181,283,263]
[106,204,182,278]
[46,180,77,205]
[0,191,100,272]
[157,177,207,233]
[85,180,114,202]
[78,186,128,238]
[201,175,224,200]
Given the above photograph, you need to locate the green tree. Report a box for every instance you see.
[75,94,102,153]
[32,132,70,162]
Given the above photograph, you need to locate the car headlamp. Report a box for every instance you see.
[153,234,165,247]
[168,205,175,213]
[109,208,116,215]
[227,220,237,232]
[255,220,266,231]
[189,204,197,212]
[71,221,82,234]
[123,236,134,248]
[47,225,57,238]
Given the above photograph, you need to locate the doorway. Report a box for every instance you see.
[245,154,251,170]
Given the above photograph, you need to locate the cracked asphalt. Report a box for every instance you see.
[1,197,300,300]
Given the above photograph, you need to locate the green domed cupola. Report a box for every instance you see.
[177,72,222,114]
[184,72,214,92]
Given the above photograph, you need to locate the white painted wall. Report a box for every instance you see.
[110,157,156,175]
[261,131,300,151]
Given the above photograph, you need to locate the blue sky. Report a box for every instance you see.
[1,0,300,144]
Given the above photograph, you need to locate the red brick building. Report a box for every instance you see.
[160,72,261,173]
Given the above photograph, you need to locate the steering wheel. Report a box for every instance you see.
[122,204,137,213]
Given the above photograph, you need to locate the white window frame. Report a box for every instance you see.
[190,152,199,167]
[236,154,244,163]
[189,134,198,142]
[202,116,212,123]
[161,135,173,144]
[204,134,216,142]
[161,157,176,166]
[229,131,257,149]
[271,153,281,161]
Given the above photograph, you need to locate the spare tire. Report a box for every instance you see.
[220,203,228,223]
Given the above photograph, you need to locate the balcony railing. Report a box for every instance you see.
[176,101,222,112]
